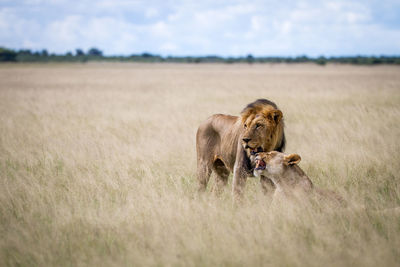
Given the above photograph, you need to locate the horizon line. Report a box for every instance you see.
[2,47,400,59]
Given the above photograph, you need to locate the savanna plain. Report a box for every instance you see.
[0,63,399,267]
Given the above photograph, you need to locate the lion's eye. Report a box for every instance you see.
[256,124,262,129]
[244,124,247,129]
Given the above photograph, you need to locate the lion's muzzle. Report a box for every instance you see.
[255,158,266,170]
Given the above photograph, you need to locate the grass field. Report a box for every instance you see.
[1,63,400,266]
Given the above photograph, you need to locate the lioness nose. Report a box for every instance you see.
[243,138,251,143]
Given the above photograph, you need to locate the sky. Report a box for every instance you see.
[0,0,400,57]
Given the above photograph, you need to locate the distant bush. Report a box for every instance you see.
[315,56,327,65]
[0,47,17,62]
[76,49,85,56]
[88,48,103,57]
[0,47,399,65]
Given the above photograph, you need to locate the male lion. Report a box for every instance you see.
[253,151,344,205]
[196,99,285,198]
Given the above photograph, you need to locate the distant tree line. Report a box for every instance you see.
[1,47,400,65]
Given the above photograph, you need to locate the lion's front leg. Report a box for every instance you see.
[232,166,248,202]
[232,143,251,203]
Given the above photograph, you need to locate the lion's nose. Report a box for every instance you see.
[242,138,251,143]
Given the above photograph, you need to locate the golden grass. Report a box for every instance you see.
[0,63,400,266]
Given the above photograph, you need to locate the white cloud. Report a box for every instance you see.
[46,15,82,43]
[250,16,262,32]
[0,0,399,56]
[281,21,292,35]
[0,7,43,50]
[149,21,172,38]
[145,8,159,18]
[0,8,13,33]
[160,42,178,52]
[345,12,368,23]
[40,15,141,54]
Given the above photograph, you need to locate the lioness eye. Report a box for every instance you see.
[256,124,262,129]
[244,124,247,129]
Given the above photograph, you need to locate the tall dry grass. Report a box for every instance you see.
[0,63,399,266]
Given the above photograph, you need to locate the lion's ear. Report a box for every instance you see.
[284,154,301,165]
[267,109,283,124]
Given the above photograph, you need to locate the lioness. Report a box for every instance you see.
[196,99,285,198]
[253,151,344,205]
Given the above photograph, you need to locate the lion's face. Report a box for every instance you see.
[253,151,301,178]
[241,109,282,154]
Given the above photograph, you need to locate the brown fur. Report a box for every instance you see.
[196,99,285,198]
[254,151,344,205]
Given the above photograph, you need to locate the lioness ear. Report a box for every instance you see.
[267,110,283,124]
[284,154,301,165]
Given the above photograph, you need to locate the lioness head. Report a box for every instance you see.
[254,151,343,204]
[253,151,301,178]
[240,100,283,154]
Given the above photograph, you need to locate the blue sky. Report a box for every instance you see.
[1,0,400,56]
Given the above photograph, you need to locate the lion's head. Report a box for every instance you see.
[240,99,285,154]
[253,151,301,178]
